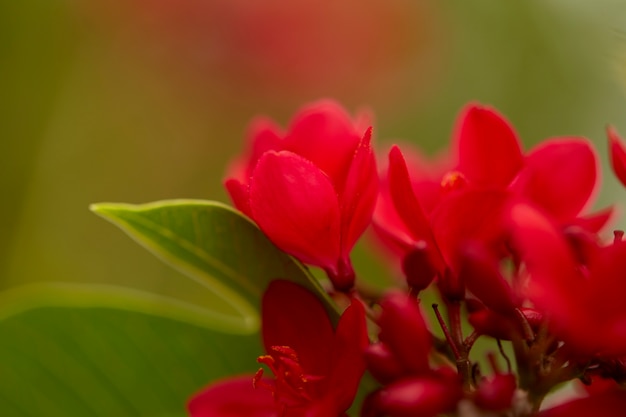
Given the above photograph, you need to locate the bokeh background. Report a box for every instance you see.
[3,0,626,308]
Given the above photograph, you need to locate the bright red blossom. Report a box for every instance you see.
[373,103,607,300]
[225,100,378,291]
[188,280,368,417]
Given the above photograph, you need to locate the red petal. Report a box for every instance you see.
[509,204,588,348]
[402,242,438,292]
[244,117,284,176]
[468,308,518,340]
[459,244,517,316]
[569,206,613,233]
[249,151,341,268]
[225,117,283,183]
[607,125,626,188]
[455,104,523,188]
[325,299,369,412]
[339,127,379,257]
[474,374,517,411]
[588,241,626,316]
[283,100,361,192]
[378,292,432,374]
[384,142,451,214]
[371,144,450,260]
[430,189,509,271]
[363,377,461,417]
[586,241,626,356]
[370,217,415,258]
[516,138,598,221]
[224,178,252,218]
[365,343,407,384]
[387,145,444,272]
[509,204,577,300]
[261,281,334,378]
[187,376,276,417]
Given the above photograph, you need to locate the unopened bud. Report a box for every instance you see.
[402,241,437,292]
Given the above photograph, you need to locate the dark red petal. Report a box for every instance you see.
[459,244,516,316]
[339,127,379,257]
[261,281,334,377]
[325,299,369,412]
[365,343,407,384]
[401,241,437,292]
[387,145,444,272]
[589,241,626,313]
[474,374,517,411]
[187,376,276,417]
[378,292,432,374]
[249,151,341,268]
[455,104,523,188]
[468,308,518,340]
[283,100,361,192]
[608,126,626,188]
[224,178,252,218]
[586,241,626,356]
[517,138,598,221]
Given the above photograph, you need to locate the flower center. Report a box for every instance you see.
[440,171,467,193]
[253,346,323,412]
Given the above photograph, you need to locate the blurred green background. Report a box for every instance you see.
[2,0,626,327]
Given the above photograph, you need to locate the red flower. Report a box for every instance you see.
[373,103,606,293]
[510,204,626,357]
[225,100,378,291]
[188,280,369,417]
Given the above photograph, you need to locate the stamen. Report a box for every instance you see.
[441,171,467,193]
[254,345,322,409]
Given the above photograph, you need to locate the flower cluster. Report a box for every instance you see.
[190,101,626,416]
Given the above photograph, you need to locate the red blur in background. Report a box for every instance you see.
[77,0,443,106]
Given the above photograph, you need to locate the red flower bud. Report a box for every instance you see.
[365,343,407,385]
[401,241,437,292]
[362,377,461,417]
[474,373,517,411]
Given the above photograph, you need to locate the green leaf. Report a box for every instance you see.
[0,283,262,417]
[90,200,337,329]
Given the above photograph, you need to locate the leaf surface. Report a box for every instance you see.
[0,283,263,417]
[91,200,337,328]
